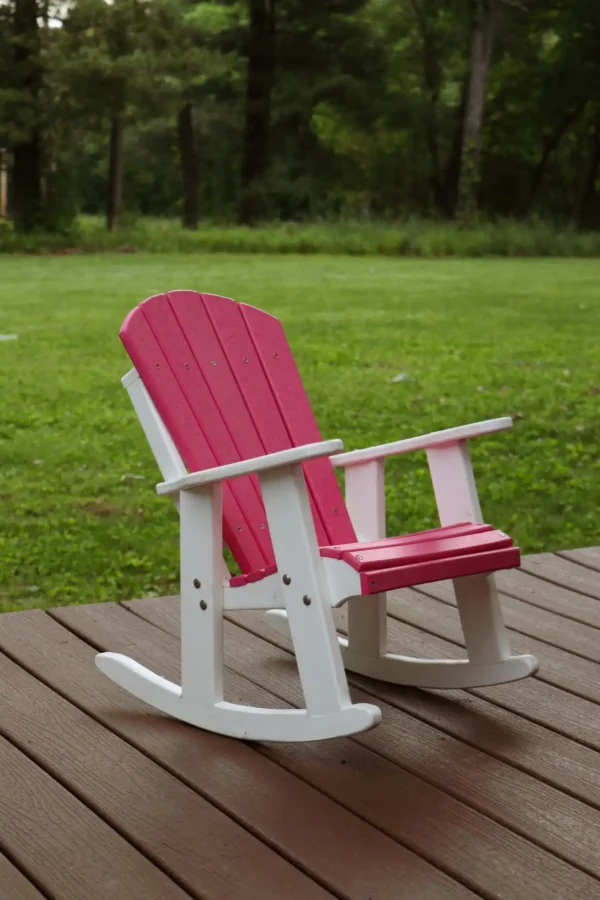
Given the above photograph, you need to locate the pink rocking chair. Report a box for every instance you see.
[96,290,538,742]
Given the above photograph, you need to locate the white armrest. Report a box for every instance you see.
[332,418,512,469]
[156,439,343,495]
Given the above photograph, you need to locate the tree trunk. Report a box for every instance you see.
[177,102,199,230]
[521,106,584,215]
[238,0,276,225]
[106,113,125,231]
[12,0,43,233]
[576,114,600,229]
[456,0,495,220]
[0,151,7,218]
[433,79,468,217]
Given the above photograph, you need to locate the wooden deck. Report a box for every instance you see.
[1,548,600,900]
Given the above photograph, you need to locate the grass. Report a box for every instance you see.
[0,253,599,613]
[2,214,600,257]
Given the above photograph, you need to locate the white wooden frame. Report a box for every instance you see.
[96,368,537,743]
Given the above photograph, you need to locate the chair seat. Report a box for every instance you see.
[229,522,520,591]
[321,521,520,593]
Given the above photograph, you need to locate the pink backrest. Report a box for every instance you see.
[120,290,357,573]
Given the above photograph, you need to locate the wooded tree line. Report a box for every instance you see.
[1,0,600,233]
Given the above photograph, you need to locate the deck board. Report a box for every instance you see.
[0,853,47,900]
[1,549,600,899]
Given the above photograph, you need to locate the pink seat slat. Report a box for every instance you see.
[320,522,493,560]
[360,547,521,594]
[343,530,513,573]
[203,293,333,548]
[120,296,267,573]
[239,302,356,547]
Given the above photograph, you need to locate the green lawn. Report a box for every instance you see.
[0,254,599,612]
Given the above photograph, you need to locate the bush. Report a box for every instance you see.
[1,214,599,258]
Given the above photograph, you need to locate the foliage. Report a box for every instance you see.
[0,253,599,611]
[2,214,600,257]
[2,0,600,228]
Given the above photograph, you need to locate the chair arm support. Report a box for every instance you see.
[332,417,512,469]
[156,439,344,496]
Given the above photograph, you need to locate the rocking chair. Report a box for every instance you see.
[96,290,538,742]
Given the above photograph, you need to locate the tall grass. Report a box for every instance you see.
[1,215,599,257]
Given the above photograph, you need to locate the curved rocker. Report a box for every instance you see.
[95,652,381,741]
[264,609,539,689]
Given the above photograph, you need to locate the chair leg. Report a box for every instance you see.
[454,573,510,665]
[347,594,387,657]
[179,487,224,705]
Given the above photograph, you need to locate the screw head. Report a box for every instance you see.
[303,595,311,606]
[199,600,207,611]
[282,574,291,585]
[155,363,160,368]
[273,352,279,359]
[193,578,201,589]
[211,360,216,366]
[243,357,249,363]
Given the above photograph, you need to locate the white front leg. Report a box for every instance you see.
[180,486,224,705]
[344,460,387,657]
[259,464,353,716]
